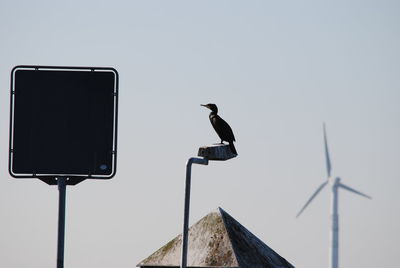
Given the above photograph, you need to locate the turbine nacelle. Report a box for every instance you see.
[329,176,341,186]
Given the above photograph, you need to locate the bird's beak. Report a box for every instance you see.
[200,104,208,108]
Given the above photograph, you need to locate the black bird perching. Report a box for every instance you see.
[201,103,237,155]
[180,104,237,268]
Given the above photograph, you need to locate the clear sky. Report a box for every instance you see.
[0,1,399,267]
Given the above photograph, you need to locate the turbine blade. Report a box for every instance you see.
[296,181,329,218]
[323,123,332,177]
[339,183,372,199]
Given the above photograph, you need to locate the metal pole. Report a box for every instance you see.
[57,177,67,268]
[180,157,208,268]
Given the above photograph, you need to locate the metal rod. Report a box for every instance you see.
[180,157,208,268]
[57,177,67,268]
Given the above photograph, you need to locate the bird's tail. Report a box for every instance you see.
[229,142,238,155]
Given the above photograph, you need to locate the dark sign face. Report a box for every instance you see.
[9,66,118,181]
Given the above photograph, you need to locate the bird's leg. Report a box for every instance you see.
[220,140,224,144]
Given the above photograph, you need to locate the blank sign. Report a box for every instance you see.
[9,66,118,180]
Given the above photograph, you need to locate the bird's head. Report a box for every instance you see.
[201,103,218,113]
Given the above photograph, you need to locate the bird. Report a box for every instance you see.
[201,103,237,155]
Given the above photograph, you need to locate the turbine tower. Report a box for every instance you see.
[296,124,371,268]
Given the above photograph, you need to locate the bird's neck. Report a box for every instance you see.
[209,111,218,117]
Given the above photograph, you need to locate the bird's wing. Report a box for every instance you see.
[211,115,236,142]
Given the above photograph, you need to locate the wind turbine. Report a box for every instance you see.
[296,124,371,268]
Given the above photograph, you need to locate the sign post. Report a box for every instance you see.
[9,65,119,267]
[57,177,67,268]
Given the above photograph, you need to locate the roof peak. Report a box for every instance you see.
[138,208,294,268]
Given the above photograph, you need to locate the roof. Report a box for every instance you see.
[137,207,295,268]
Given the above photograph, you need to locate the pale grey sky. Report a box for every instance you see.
[0,1,399,267]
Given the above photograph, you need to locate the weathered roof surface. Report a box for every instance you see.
[137,208,238,267]
[219,208,294,268]
[137,208,295,268]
